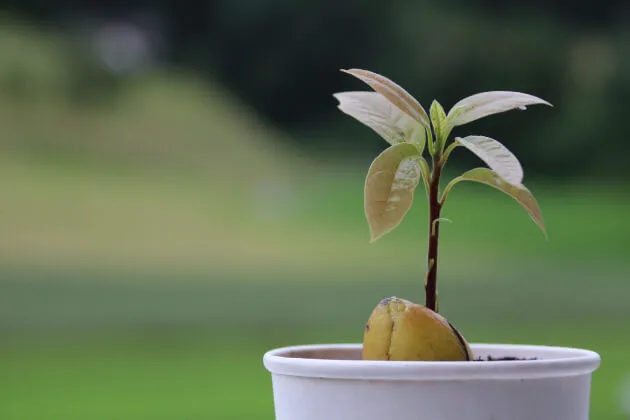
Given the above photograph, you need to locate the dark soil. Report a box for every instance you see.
[474,355,538,361]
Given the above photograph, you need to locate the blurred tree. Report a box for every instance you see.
[1,0,629,179]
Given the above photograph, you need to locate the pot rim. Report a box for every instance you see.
[263,343,601,381]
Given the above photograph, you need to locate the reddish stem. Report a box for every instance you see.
[425,156,442,312]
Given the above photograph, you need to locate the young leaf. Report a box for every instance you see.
[442,168,546,236]
[415,155,431,199]
[341,68,431,129]
[409,125,427,152]
[365,143,422,242]
[425,126,435,156]
[440,140,460,166]
[456,135,523,185]
[447,91,552,128]
[333,91,426,151]
[429,100,448,151]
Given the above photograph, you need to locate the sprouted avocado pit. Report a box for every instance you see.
[333,68,551,362]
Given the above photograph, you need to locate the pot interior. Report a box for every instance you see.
[283,347,362,361]
[265,344,601,381]
[276,343,599,363]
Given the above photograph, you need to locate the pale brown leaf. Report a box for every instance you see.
[365,143,422,242]
[333,91,425,150]
[341,68,430,128]
[456,135,523,185]
[447,91,551,128]
[443,168,546,236]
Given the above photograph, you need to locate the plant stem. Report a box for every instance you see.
[425,155,442,312]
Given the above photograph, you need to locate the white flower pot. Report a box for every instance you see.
[263,343,601,420]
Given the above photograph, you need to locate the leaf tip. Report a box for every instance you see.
[368,229,383,244]
[534,97,553,108]
[531,213,547,240]
[526,95,553,108]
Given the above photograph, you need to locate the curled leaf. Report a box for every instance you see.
[456,135,523,185]
[333,91,426,151]
[440,140,460,166]
[429,100,448,151]
[447,91,552,128]
[425,126,435,156]
[365,143,422,242]
[415,155,431,200]
[341,68,430,128]
[442,168,546,236]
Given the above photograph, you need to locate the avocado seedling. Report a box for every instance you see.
[334,69,550,362]
[263,69,598,420]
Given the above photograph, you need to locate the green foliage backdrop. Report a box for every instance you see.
[2,0,630,178]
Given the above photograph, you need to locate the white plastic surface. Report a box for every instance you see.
[263,343,601,420]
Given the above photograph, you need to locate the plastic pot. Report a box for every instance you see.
[263,343,600,420]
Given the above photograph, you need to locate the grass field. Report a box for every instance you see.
[2,268,630,420]
[1,324,629,420]
[1,153,629,419]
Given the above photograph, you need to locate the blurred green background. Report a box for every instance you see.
[0,2,629,419]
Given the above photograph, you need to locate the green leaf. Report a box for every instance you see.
[440,140,460,166]
[409,124,427,152]
[341,68,430,129]
[446,91,552,128]
[365,143,422,242]
[334,91,426,151]
[415,155,431,200]
[425,126,435,156]
[456,135,523,185]
[442,168,546,236]
[429,100,448,151]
